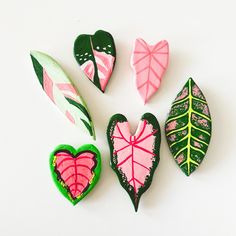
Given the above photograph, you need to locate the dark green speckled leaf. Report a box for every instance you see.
[165,78,212,176]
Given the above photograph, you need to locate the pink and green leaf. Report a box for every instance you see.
[50,144,101,205]
[74,30,116,92]
[30,51,95,139]
[165,78,212,176]
[107,113,161,211]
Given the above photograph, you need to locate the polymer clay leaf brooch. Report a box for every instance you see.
[165,78,212,176]
[50,144,101,205]
[30,51,95,139]
[131,38,169,104]
[74,30,116,92]
[107,113,161,211]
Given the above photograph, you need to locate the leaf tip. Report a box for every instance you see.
[71,200,77,206]
[132,196,140,212]
[92,133,96,141]
[188,77,195,83]
[30,50,39,57]
[134,204,139,212]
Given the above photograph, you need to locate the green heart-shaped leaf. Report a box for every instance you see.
[107,113,161,211]
[50,144,101,205]
[74,30,116,92]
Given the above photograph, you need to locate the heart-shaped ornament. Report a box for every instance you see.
[107,113,161,211]
[74,30,116,92]
[131,38,169,104]
[50,144,101,205]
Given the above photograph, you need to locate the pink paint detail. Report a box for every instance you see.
[54,151,95,199]
[169,134,176,142]
[131,38,169,104]
[56,83,82,105]
[203,105,210,116]
[57,83,77,94]
[80,60,95,82]
[199,135,204,140]
[193,141,202,148]
[65,110,75,124]
[43,69,54,103]
[192,84,204,99]
[182,130,187,135]
[175,87,188,101]
[166,120,177,132]
[192,114,209,128]
[93,50,115,91]
[176,153,184,164]
[112,119,158,193]
[184,101,189,109]
[198,119,208,127]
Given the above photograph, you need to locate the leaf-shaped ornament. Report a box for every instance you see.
[131,38,169,104]
[30,51,95,139]
[50,144,101,205]
[107,113,161,211]
[165,78,212,176]
[74,30,116,92]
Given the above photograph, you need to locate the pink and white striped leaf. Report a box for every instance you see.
[30,51,95,139]
[107,113,161,211]
[131,38,169,104]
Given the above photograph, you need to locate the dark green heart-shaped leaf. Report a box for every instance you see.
[74,30,116,92]
[165,78,212,176]
[107,113,161,211]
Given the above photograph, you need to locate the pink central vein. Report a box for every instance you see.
[145,54,152,102]
[130,136,136,193]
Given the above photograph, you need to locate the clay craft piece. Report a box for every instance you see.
[30,51,95,139]
[50,144,101,205]
[74,30,116,92]
[107,113,161,211]
[131,38,169,104]
[165,78,212,176]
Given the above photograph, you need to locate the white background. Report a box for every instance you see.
[1,0,236,235]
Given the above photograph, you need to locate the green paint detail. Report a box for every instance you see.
[65,97,91,121]
[49,144,101,205]
[30,51,96,140]
[165,78,212,176]
[80,119,93,137]
[107,113,161,212]
[74,30,116,92]
[65,98,95,139]
[30,55,44,86]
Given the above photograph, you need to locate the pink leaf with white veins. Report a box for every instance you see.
[131,38,169,104]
